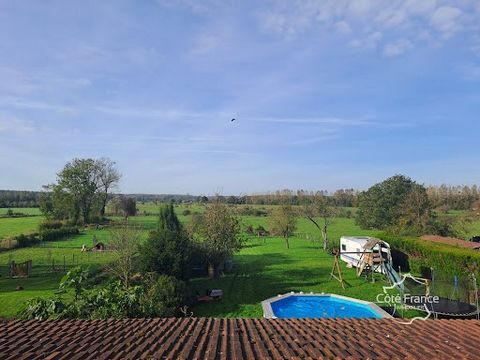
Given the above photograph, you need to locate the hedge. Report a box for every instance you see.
[0,226,79,252]
[39,226,79,242]
[379,232,480,278]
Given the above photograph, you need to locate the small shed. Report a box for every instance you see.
[92,242,106,251]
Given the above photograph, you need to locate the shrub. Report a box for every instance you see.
[38,220,63,231]
[140,275,186,317]
[245,225,254,235]
[40,226,79,242]
[18,267,186,320]
[15,233,39,247]
[182,209,192,216]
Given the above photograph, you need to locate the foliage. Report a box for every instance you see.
[380,233,480,278]
[108,225,140,287]
[14,233,40,248]
[139,204,191,280]
[40,158,120,224]
[301,193,335,250]
[194,202,242,277]
[17,267,186,320]
[38,220,63,231]
[356,175,439,237]
[0,190,41,208]
[109,196,137,217]
[270,205,297,248]
[140,274,186,317]
[39,226,79,242]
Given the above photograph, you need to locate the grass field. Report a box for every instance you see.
[1,204,479,319]
[0,208,383,318]
[0,208,42,216]
[0,216,44,239]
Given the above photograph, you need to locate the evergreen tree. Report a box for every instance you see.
[139,204,191,280]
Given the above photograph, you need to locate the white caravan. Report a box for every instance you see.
[339,236,392,274]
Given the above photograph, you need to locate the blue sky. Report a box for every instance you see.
[1,0,479,194]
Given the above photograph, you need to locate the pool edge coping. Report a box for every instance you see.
[261,292,393,319]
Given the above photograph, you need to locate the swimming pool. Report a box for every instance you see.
[262,293,391,319]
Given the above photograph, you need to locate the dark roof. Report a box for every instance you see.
[1,318,479,359]
[420,235,480,249]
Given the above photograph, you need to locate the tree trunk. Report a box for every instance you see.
[284,236,290,249]
[306,216,322,248]
[322,225,328,251]
[208,263,219,279]
[100,189,108,218]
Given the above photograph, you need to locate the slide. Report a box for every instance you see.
[384,263,408,292]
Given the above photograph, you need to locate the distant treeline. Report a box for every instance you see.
[126,194,200,203]
[1,185,479,211]
[0,190,41,208]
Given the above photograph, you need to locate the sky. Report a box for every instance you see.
[0,0,479,195]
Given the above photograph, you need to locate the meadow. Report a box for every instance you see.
[0,204,479,319]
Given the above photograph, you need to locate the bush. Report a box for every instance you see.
[15,233,39,247]
[40,226,79,242]
[182,209,192,216]
[38,220,63,231]
[140,275,186,317]
[18,267,186,320]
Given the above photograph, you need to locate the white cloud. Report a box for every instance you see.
[383,38,412,57]
[258,0,477,57]
[430,6,462,37]
[350,32,382,50]
[334,21,352,34]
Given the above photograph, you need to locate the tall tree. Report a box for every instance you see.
[196,202,242,278]
[302,193,335,251]
[270,205,297,249]
[40,158,121,224]
[55,158,99,223]
[396,185,433,235]
[96,158,121,218]
[108,225,140,288]
[139,203,191,280]
[356,175,419,230]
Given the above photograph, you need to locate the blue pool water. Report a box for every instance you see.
[270,295,383,319]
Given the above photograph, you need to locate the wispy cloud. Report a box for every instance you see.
[257,0,478,57]
[252,116,376,126]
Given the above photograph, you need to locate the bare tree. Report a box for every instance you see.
[270,205,297,249]
[96,158,121,218]
[302,193,335,251]
[108,225,140,288]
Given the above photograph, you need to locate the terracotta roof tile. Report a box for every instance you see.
[1,318,480,359]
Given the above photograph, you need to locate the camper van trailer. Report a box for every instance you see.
[339,236,392,274]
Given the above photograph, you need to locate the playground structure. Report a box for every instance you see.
[9,260,32,278]
[335,236,403,288]
[332,235,480,319]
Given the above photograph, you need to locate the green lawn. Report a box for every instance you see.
[0,216,44,240]
[190,236,387,317]
[0,207,42,216]
[9,204,469,319]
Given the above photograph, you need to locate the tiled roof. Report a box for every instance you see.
[420,235,480,249]
[1,318,479,359]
